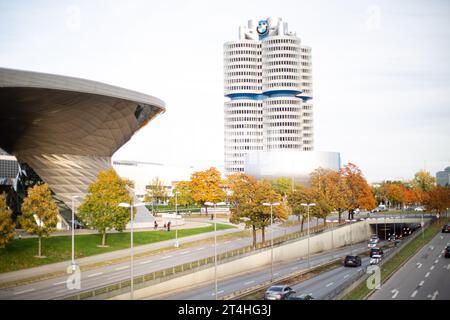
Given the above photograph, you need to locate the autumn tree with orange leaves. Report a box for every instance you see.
[423,186,450,215]
[189,167,226,215]
[340,163,376,219]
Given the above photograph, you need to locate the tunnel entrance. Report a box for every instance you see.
[369,222,422,240]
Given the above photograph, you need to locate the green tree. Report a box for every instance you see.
[168,181,195,208]
[19,183,58,257]
[413,170,436,193]
[144,176,167,204]
[267,177,294,197]
[0,192,15,248]
[78,168,134,247]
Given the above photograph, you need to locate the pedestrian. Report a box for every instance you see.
[168,221,171,232]
[163,223,166,230]
[154,220,158,230]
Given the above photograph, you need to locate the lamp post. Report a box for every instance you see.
[204,201,226,300]
[263,202,280,282]
[301,203,316,269]
[71,195,80,270]
[174,191,180,248]
[118,201,147,300]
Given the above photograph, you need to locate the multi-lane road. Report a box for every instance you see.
[370,230,450,300]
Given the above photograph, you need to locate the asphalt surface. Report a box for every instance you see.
[370,230,450,300]
[0,220,320,300]
[159,241,378,300]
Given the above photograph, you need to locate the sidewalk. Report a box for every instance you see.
[0,224,244,285]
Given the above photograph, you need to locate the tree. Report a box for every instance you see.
[228,173,287,247]
[309,168,351,224]
[385,183,406,209]
[0,192,15,248]
[340,163,376,219]
[413,170,436,193]
[19,183,58,257]
[267,177,294,197]
[287,185,315,231]
[168,181,195,208]
[190,167,226,214]
[423,186,450,215]
[144,177,167,204]
[78,168,134,247]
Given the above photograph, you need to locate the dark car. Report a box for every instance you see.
[344,255,362,267]
[264,285,295,300]
[445,246,450,258]
[286,293,314,300]
[442,224,450,233]
[370,248,384,258]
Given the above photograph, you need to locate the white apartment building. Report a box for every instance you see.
[224,17,314,175]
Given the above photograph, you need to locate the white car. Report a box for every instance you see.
[414,206,425,211]
[369,257,381,265]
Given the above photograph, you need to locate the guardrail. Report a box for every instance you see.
[63,216,430,300]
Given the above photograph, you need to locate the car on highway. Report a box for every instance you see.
[368,240,378,248]
[442,224,450,233]
[286,293,314,300]
[444,246,450,258]
[264,285,295,300]
[344,255,362,267]
[370,234,380,242]
[370,247,384,258]
[369,257,381,265]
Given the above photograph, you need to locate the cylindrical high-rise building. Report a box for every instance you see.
[224,17,314,175]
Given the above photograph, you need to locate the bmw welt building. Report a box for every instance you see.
[224,17,340,182]
[0,68,165,228]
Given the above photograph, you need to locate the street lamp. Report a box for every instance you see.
[118,201,147,300]
[204,201,226,300]
[301,203,315,269]
[174,191,181,248]
[263,202,280,282]
[71,195,80,271]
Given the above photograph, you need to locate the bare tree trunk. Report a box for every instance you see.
[262,226,265,244]
[252,225,256,248]
[338,210,342,223]
[38,236,41,257]
[301,217,304,232]
[102,232,106,246]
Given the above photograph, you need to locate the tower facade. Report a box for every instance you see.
[224,17,313,175]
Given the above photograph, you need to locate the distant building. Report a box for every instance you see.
[0,149,19,187]
[436,167,450,186]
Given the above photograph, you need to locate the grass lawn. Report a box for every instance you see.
[0,223,235,273]
[343,218,446,300]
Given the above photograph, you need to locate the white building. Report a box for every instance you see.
[224,17,339,180]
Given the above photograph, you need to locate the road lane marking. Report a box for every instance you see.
[419,281,425,287]
[274,273,280,276]
[358,268,362,272]
[244,280,255,285]
[326,282,334,287]
[428,291,439,300]
[115,266,129,271]
[180,251,190,255]
[429,246,434,250]
[14,288,35,295]
[53,281,66,286]
[291,266,298,270]
[430,265,435,270]
[161,255,173,259]
[416,263,422,269]
[391,289,399,299]
[344,274,350,279]
[446,264,450,270]
[434,259,439,264]
[425,272,431,278]
[211,290,224,296]
[139,260,153,265]
[87,272,103,278]
[411,290,418,298]
[107,274,124,280]
[224,241,232,244]
[196,247,205,251]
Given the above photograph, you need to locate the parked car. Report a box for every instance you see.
[372,205,387,213]
[286,293,314,300]
[414,206,425,211]
[344,255,362,267]
[370,247,384,258]
[444,246,450,258]
[442,224,450,233]
[264,285,295,300]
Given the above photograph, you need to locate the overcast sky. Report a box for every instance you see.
[1,0,449,183]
